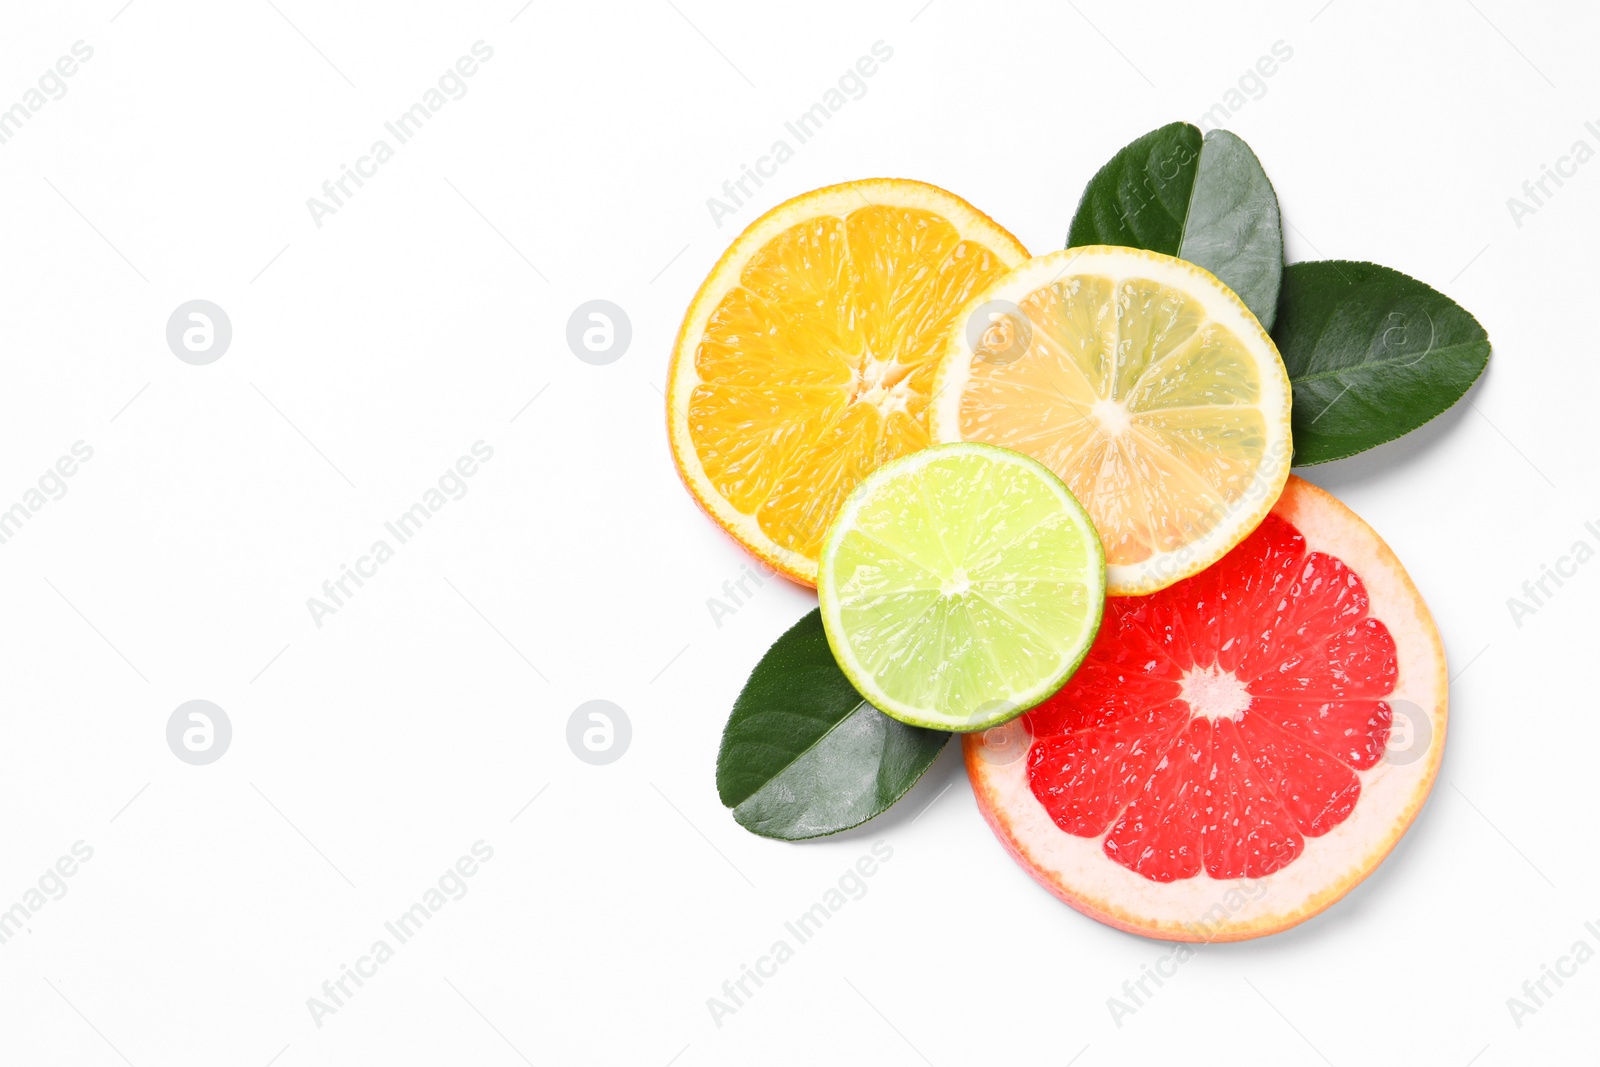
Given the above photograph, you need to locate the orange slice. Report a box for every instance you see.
[667,179,1029,586]
[931,246,1293,595]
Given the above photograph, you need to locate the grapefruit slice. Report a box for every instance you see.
[668,179,1029,586]
[931,246,1292,596]
[964,476,1446,941]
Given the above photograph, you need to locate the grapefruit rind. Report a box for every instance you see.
[963,476,1447,941]
[667,179,1031,587]
[818,442,1107,733]
[930,246,1293,597]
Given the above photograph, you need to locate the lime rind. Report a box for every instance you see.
[817,442,1106,732]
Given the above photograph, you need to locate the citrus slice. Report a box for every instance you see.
[817,442,1106,732]
[931,246,1292,596]
[668,179,1029,586]
[964,476,1446,941]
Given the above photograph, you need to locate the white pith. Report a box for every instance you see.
[1180,665,1251,723]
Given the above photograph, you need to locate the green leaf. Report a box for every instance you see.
[1067,121,1284,329]
[1068,122,1201,254]
[716,609,948,840]
[1272,261,1491,466]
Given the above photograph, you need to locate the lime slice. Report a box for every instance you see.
[817,442,1106,731]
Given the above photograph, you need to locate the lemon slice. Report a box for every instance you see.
[818,443,1106,732]
[931,246,1292,595]
[667,179,1029,586]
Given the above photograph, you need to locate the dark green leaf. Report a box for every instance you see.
[716,609,948,840]
[1067,122,1284,328]
[1272,261,1491,466]
[1067,122,1200,254]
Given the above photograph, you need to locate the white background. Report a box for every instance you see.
[0,1,1595,1064]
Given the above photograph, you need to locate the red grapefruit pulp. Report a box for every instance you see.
[965,476,1447,940]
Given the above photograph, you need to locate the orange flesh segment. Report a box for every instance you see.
[689,207,1014,559]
